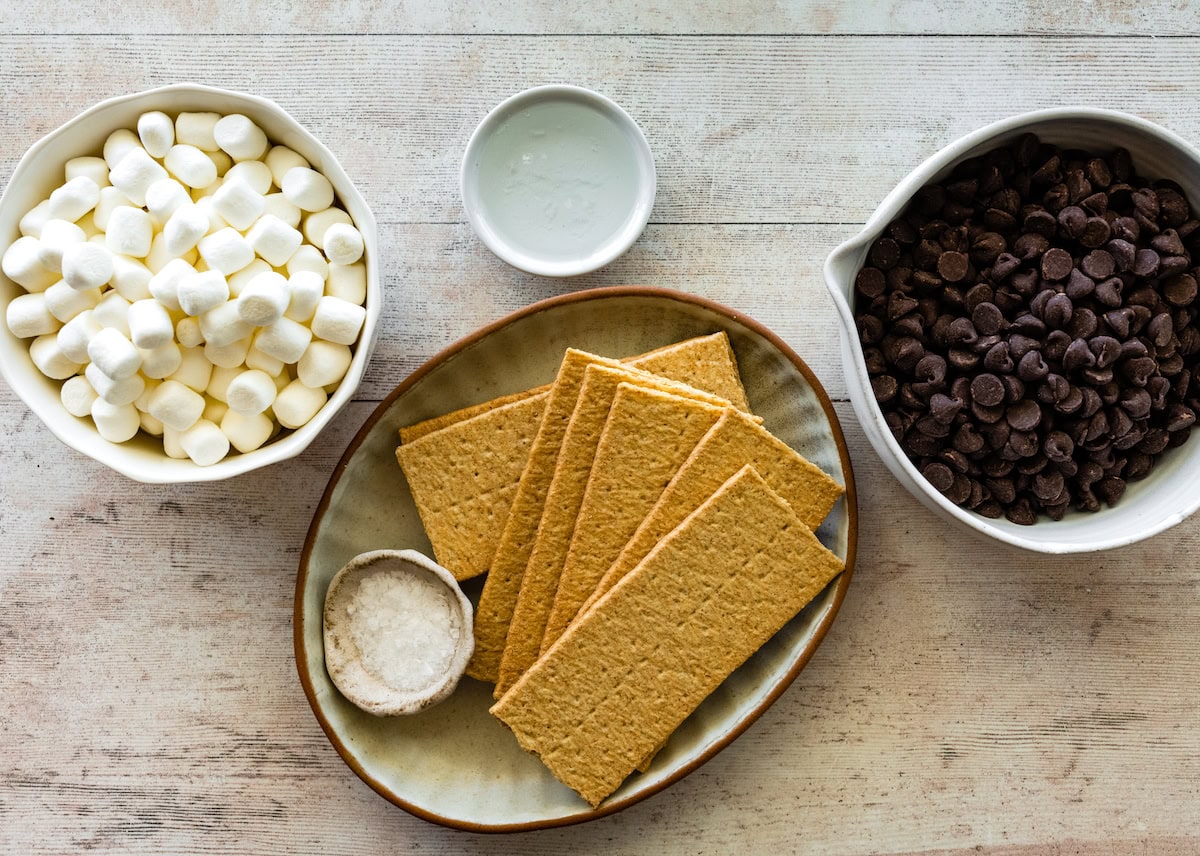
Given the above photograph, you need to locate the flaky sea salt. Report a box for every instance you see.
[346,570,463,693]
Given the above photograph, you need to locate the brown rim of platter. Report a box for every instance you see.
[293,285,860,833]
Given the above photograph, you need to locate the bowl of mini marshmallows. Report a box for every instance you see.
[0,84,380,481]
[826,108,1200,553]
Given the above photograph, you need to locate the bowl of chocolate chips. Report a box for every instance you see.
[825,108,1200,552]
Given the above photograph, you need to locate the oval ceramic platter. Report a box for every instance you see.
[294,286,858,832]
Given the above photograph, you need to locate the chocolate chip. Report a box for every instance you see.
[971,302,1005,336]
[1014,232,1050,260]
[1007,399,1042,431]
[869,237,901,269]
[1040,247,1073,281]
[1043,293,1073,329]
[990,253,1022,281]
[937,251,970,282]
[1164,273,1198,307]
[1080,217,1112,249]
[1080,249,1115,279]
[1133,248,1160,277]
[1018,349,1050,381]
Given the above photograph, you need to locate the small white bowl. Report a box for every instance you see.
[460,85,656,277]
[825,108,1200,553]
[0,84,381,482]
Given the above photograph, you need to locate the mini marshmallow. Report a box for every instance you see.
[86,363,144,406]
[109,254,154,302]
[264,146,309,188]
[164,144,218,190]
[285,270,324,322]
[322,222,364,266]
[180,419,230,466]
[48,176,101,223]
[91,398,140,443]
[103,129,141,169]
[134,378,161,413]
[163,204,210,257]
[221,409,273,453]
[148,379,206,432]
[225,161,273,195]
[127,299,175,349]
[237,271,289,325]
[109,147,168,207]
[207,149,233,178]
[212,177,265,231]
[298,340,352,389]
[6,293,61,338]
[202,396,229,424]
[204,335,251,369]
[214,114,269,162]
[57,310,103,363]
[302,206,351,248]
[169,346,213,392]
[61,375,99,417]
[88,327,142,380]
[311,296,366,346]
[44,281,102,323]
[244,343,284,376]
[145,178,192,227]
[273,379,327,429]
[253,316,312,364]
[198,228,254,275]
[137,111,175,158]
[92,291,132,336]
[29,334,82,379]
[145,232,188,274]
[178,270,230,317]
[18,200,54,238]
[140,412,165,436]
[192,196,230,236]
[162,425,188,458]
[176,315,204,348]
[2,236,58,291]
[273,370,291,393]
[245,214,302,267]
[226,369,277,415]
[206,364,241,402]
[93,186,131,231]
[281,167,334,212]
[139,341,183,379]
[37,219,87,272]
[62,242,114,292]
[286,244,328,280]
[65,156,111,188]
[262,192,302,229]
[105,206,153,258]
[227,259,272,298]
[176,113,221,151]
[148,258,197,312]
[200,300,254,348]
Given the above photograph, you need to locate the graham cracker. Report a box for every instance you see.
[399,385,551,444]
[577,409,844,618]
[394,391,549,581]
[540,384,728,655]
[490,465,845,808]
[494,368,732,697]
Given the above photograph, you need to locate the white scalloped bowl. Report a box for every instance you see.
[825,108,1200,553]
[0,83,381,482]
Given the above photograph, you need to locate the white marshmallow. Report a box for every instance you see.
[180,419,230,466]
[137,111,175,158]
[206,364,241,402]
[273,370,292,393]
[109,254,154,302]
[162,425,188,458]
[175,112,221,151]
[92,292,132,336]
[207,149,233,179]
[57,310,103,363]
[302,206,351,248]
[2,236,58,291]
[262,192,302,229]
[176,315,204,348]
[140,412,165,436]
[86,363,144,406]
[322,222,364,266]
[105,206,153,258]
[311,296,366,346]
[225,369,277,415]
[178,270,230,317]
[225,160,273,195]
[199,300,254,348]
[245,214,302,267]
[286,244,328,280]
[49,176,101,223]
[6,293,60,338]
[65,156,111,189]
[244,343,284,376]
[145,178,192,227]
[148,379,206,432]
[163,204,210,257]
[61,374,99,417]
[164,144,218,189]
[273,379,327,429]
[29,334,82,379]
[103,129,141,170]
[227,259,272,297]
[93,186,130,231]
[61,242,114,292]
[109,147,168,207]
[212,177,265,231]
[18,200,54,238]
[264,146,309,188]
[88,327,142,379]
[37,219,87,272]
[134,377,161,413]
[127,299,175,349]
[202,396,229,424]
[298,340,352,389]
[76,212,102,240]
[91,398,140,442]
[197,228,254,275]
[192,196,229,235]
[285,270,324,322]
[214,114,269,162]
[148,258,197,311]
[144,232,182,274]
[281,167,334,212]
[168,346,213,392]
[44,281,102,323]
[139,341,183,379]
[253,316,312,364]
[221,409,273,453]
[204,335,251,369]
[236,271,289,325]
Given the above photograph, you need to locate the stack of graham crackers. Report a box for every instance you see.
[395,333,845,807]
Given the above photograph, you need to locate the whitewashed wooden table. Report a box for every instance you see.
[3,4,1199,854]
